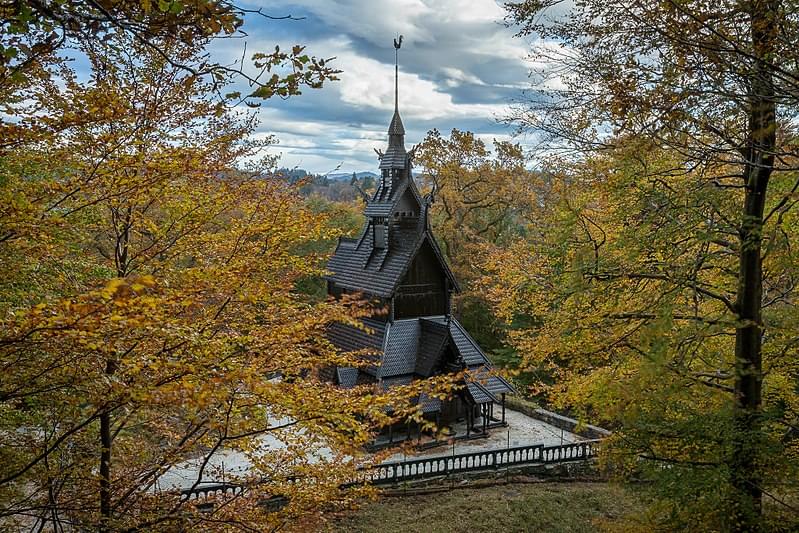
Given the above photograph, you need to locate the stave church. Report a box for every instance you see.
[324,39,513,445]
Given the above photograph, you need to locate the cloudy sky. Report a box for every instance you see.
[214,0,537,174]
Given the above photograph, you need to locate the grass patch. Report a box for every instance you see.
[330,481,645,533]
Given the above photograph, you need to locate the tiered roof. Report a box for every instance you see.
[327,316,513,404]
[380,110,407,169]
[324,43,512,412]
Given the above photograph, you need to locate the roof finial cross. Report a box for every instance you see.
[393,35,403,112]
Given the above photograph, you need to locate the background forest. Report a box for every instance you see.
[2,0,799,531]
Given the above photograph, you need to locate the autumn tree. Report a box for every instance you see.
[0,0,337,96]
[503,1,799,529]
[414,129,541,351]
[1,0,338,154]
[416,129,533,282]
[0,36,434,531]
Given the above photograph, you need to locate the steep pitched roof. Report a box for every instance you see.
[388,109,405,135]
[419,393,442,413]
[466,381,496,404]
[464,367,515,403]
[380,110,407,169]
[425,316,488,366]
[415,318,449,377]
[326,219,420,298]
[326,317,385,354]
[364,176,421,218]
[326,315,514,412]
[379,319,419,377]
[336,367,359,388]
[326,220,459,298]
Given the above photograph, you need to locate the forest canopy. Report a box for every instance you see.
[2,0,799,531]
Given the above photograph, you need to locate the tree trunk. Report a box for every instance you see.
[99,202,131,529]
[99,357,118,530]
[99,409,112,531]
[731,2,776,529]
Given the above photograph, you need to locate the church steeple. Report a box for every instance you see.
[380,36,407,170]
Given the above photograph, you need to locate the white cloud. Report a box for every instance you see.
[216,0,551,173]
[319,38,509,121]
[441,67,487,87]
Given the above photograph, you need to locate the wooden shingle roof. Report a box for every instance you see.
[363,177,420,218]
[415,318,449,377]
[327,316,512,389]
[380,110,407,169]
[379,319,419,377]
[326,219,459,298]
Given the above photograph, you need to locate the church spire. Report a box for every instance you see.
[381,35,406,169]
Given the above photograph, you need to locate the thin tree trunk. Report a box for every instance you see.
[731,2,776,529]
[99,359,118,530]
[99,408,112,531]
[100,204,131,529]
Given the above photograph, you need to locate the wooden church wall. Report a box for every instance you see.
[393,241,448,318]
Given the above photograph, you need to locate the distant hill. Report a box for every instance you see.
[275,168,379,182]
[274,168,309,181]
[326,171,379,181]
[272,168,428,203]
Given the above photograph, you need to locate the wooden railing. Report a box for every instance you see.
[181,482,244,501]
[179,439,600,501]
[363,439,599,485]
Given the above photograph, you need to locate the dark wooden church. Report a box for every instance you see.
[325,40,513,444]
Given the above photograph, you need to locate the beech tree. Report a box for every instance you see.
[1,0,339,153]
[0,0,337,95]
[504,1,799,529]
[0,36,442,530]
[416,128,534,284]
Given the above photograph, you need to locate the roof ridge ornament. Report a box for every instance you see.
[423,182,437,230]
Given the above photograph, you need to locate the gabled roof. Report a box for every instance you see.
[326,219,460,298]
[326,317,385,355]
[466,381,496,404]
[419,393,442,413]
[326,219,421,298]
[464,367,515,404]
[336,367,359,388]
[379,319,419,377]
[425,316,487,365]
[364,176,421,218]
[379,147,408,170]
[415,318,449,377]
[326,315,514,411]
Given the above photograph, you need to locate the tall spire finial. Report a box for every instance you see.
[393,35,403,112]
[382,35,406,169]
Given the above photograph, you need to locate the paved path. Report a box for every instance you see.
[387,409,580,461]
[157,409,579,490]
